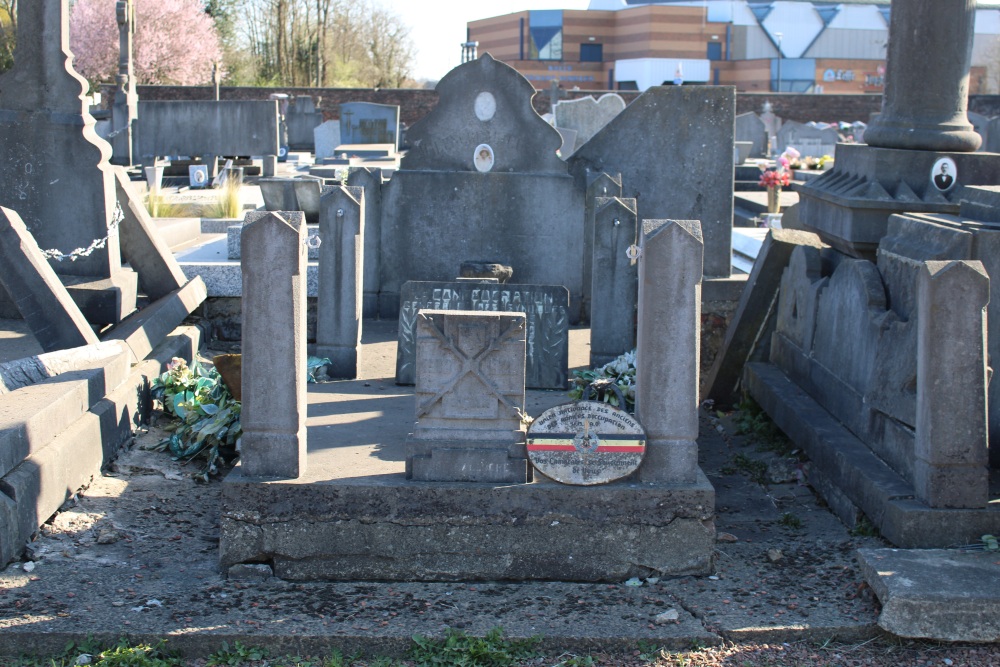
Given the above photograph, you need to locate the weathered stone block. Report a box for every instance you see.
[590,197,637,367]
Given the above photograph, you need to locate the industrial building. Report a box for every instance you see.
[466,0,1000,94]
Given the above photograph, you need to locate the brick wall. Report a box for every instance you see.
[104,84,1000,129]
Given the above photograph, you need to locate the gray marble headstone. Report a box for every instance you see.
[340,102,400,151]
[396,281,569,390]
[777,121,839,158]
[314,120,342,161]
[735,112,768,159]
[553,93,626,154]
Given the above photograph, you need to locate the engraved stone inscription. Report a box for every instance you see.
[396,281,569,390]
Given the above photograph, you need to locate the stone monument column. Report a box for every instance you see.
[111,0,139,165]
[0,0,137,324]
[864,0,980,152]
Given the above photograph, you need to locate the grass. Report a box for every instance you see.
[731,452,768,485]
[145,189,186,218]
[201,178,244,219]
[408,627,540,666]
[733,397,794,456]
[778,512,803,529]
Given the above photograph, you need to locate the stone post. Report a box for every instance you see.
[915,260,989,508]
[111,0,138,166]
[317,185,365,379]
[590,196,637,367]
[240,213,308,479]
[864,0,980,152]
[346,167,383,319]
[582,172,622,321]
[635,220,703,484]
[0,0,137,324]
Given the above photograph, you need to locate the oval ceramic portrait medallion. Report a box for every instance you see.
[474,143,495,172]
[931,157,957,192]
[474,91,496,121]
[527,401,646,485]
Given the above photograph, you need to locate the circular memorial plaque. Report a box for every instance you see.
[527,401,646,485]
[474,143,495,172]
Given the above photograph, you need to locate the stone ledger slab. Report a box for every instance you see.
[395,281,569,390]
[858,548,1000,642]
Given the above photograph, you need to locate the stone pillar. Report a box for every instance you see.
[346,167,383,319]
[0,0,137,324]
[915,260,989,508]
[582,172,622,321]
[317,185,365,379]
[864,0,980,152]
[635,220,703,484]
[590,196,637,367]
[111,0,138,166]
[240,213,308,479]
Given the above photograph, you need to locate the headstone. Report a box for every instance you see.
[590,197,638,367]
[340,102,400,151]
[286,95,324,151]
[915,260,989,508]
[345,167,383,319]
[396,281,569,390]
[634,220,703,484]
[759,102,782,155]
[553,93,626,154]
[0,0,138,325]
[240,212,308,479]
[0,207,100,352]
[987,116,1000,154]
[555,127,578,158]
[864,0,980,152]
[735,112,768,159]
[776,121,838,158]
[314,120,342,161]
[405,310,529,483]
[527,401,645,485]
[569,87,734,278]
[316,185,365,379]
[582,172,623,320]
[380,55,585,320]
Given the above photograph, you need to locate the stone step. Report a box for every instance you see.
[0,345,131,478]
[151,217,203,251]
[858,547,1000,642]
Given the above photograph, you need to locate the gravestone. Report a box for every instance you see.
[776,121,838,158]
[569,86,734,278]
[340,102,400,151]
[396,281,569,390]
[0,0,138,325]
[635,219,703,484]
[735,112,768,159]
[316,185,365,379]
[286,95,324,151]
[240,212,308,479]
[582,172,623,319]
[968,111,990,152]
[405,310,529,483]
[553,93,626,155]
[314,120,342,161]
[345,168,383,318]
[759,102,781,155]
[380,54,585,320]
[590,197,638,367]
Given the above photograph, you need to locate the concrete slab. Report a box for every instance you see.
[858,547,1000,642]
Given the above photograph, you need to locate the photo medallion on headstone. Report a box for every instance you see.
[527,401,645,485]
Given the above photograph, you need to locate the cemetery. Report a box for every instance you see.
[0,0,998,662]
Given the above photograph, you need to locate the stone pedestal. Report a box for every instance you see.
[405,310,529,483]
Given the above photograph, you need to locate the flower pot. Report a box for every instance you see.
[767,185,781,214]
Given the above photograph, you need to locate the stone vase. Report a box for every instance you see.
[767,185,781,214]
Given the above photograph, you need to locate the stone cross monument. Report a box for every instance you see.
[0,0,138,324]
[111,0,139,165]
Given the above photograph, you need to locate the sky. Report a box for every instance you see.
[381,0,592,82]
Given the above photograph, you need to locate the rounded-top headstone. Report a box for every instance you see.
[527,401,645,485]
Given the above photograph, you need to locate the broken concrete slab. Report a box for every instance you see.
[858,547,1000,642]
[0,341,129,394]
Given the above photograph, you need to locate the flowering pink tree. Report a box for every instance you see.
[70,0,223,85]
